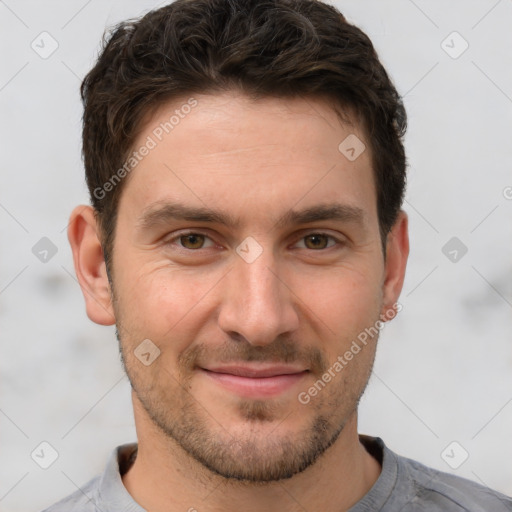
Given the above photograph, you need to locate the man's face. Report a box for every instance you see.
[109,92,394,481]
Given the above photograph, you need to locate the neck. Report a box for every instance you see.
[122,399,381,512]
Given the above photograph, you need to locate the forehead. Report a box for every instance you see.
[119,92,377,229]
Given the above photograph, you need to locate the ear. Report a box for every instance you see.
[381,210,409,317]
[67,205,116,325]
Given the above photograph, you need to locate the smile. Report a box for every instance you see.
[199,365,309,398]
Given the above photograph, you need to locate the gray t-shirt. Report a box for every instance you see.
[42,435,512,511]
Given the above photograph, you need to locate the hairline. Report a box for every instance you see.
[98,90,389,281]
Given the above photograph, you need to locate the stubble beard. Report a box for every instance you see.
[111,289,377,483]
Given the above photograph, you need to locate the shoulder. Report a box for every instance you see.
[358,435,512,512]
[39,443,138,512]
[40,475,101,512]
[394,449,512,511]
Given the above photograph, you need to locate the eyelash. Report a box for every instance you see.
[166,230,343,251]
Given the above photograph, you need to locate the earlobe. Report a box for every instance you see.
[67,205,116,326]
[381,210,409,317]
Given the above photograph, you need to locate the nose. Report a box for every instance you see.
[217,250,299,346]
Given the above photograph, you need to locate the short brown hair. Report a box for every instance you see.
[81,0,407,273]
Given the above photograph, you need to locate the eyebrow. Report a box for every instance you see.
[136,200,366,231]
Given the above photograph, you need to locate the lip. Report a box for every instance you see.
[199,364,309,398]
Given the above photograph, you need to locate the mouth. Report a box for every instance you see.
[198,364,309,398]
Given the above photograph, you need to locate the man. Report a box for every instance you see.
[44,0,512,510]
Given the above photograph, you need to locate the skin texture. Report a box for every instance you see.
[68,92,409,512]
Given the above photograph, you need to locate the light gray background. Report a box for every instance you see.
[1,1,511,510]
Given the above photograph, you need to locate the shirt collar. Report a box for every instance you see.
[97,443,145,512]
[96,436,394,512]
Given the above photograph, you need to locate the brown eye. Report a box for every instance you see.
[304,234,331,250]
[179,233,206,249]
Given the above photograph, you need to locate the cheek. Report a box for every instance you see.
[113,262,224,346]
[293,263,383,334]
